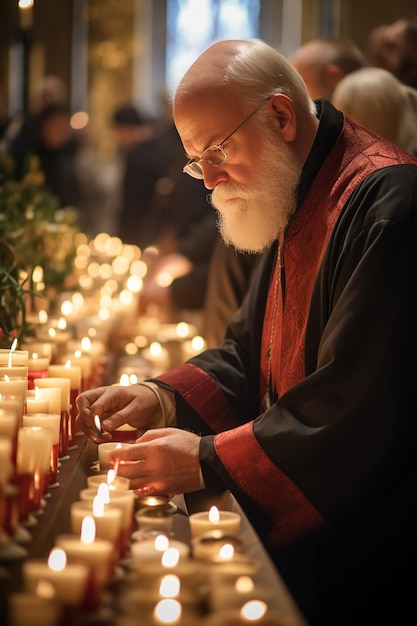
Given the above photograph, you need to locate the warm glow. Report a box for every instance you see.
[81,337,91,351]
[161,547,180,568]
[61,300,73,316]
[39,309,48,323]
[153,598,182,624]
[98,263,113,280]
[93,495,105,516]
[36,580,55,599]
[119,289,133,306]
[32,265,44,283]
[154,535,170,552]
[65,360,72,369]
[119,373,130,386]
[159,574,180,598]
[236,576,254,593]
[208,505,220,523]
[240,600,268,621]
[126,274,142,292]
[48,548,67,571]
[97,482,110,505]
[48,328,56,339]
[191,335,205,351]
[175,322,189,338]
[219,543,235,560]
[130,259,147,278]
[57,318,67,330]
[98,308,111,321]
[112,255,130,276]
[149,342,162,358]
[34,387,42,400]
[124,342,138,356]
[18,0,34,8]
[81,515,96,543]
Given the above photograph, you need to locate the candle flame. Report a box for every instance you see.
[97,482,110,504]
[159,574,180,598]
[175,322,189,338]
[235,576,254,593]
[219,543,235,560]
[93,495,105,516]
[4,374,9,382]
[8,338,18,367]
[81,515,96,543]
[153,599,182,624]
[64,360,71,368]
[39,309,48,323]
[208,505,220,523]
[94,414,102,433]
[48,547,67,571]
[35,386,41,400]
[119,373,130,386]
[57,317,67,330]
[240,600,267,621]
[154,534,170,552]
[161,547,180,568]
[149,341,162,357]
[107,469,116,484]
[81,336,91,351]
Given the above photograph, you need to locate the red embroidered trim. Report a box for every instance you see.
[215,423,327,548]
[156,363,241,432]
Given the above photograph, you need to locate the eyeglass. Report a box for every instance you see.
[182,98,269,179]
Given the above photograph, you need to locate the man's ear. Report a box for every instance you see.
[269,93,297,142]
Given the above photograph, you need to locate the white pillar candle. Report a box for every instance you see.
[87,472,130,491]
[189,506,241,539]
[16,426,53,518]
[98,441,132,471]
[55,522,113,610]
[79,486,136,557]
[47,363,81,446]
[23,548,89,606]
[22,412,61,486]
[0,377,27,413]
[0,348,28,379]
[26,393,49,414]
[33,378,70,458]
[0,405,20,438]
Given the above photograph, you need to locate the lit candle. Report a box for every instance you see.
[141,341,170,374]
[23,547,89,606]
[22,412,61,487]
[79,485,136,557]
[48,362,81,447]
[189,506,241,539]
[135,505,176,533]
[55,516,113,610]
[33,377,70,459]
[16,426,53,521]
[70,498,123,569]
[191,530,243,561]
[0,345,28,379]
[98,441,131,471]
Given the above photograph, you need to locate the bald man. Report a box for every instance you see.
[77,39,417,626]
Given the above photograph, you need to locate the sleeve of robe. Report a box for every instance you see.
[153,165,417,557]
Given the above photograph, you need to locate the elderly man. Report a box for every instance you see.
[77,39,417,626]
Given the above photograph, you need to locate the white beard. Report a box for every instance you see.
[210,133,302,253]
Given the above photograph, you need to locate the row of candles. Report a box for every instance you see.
[0,343,286,625]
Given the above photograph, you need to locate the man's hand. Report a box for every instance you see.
[109,427,202,495]
[75,384,162,443]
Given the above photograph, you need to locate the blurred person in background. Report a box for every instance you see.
[332,66,417,155]
[367,18,417,89]
[289,37,365,100]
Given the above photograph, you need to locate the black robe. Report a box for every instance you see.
[153,101,417,625]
